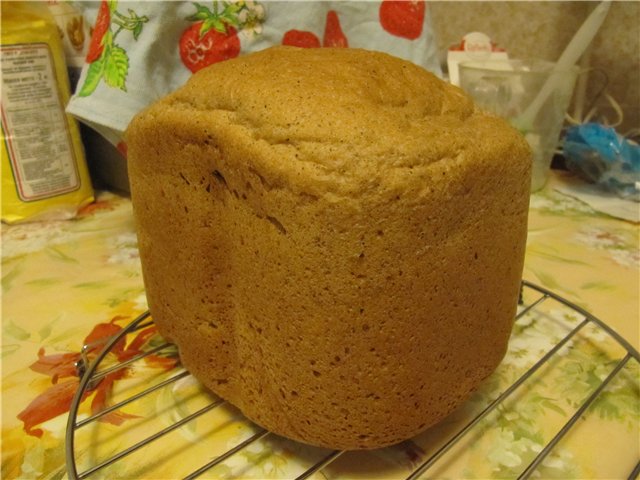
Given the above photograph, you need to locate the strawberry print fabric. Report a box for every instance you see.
[66,1,441,146]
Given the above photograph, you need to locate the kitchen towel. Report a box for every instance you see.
[67,0,442,148]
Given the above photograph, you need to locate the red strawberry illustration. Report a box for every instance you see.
[323,10,348,48]
[282,10,348,49]
[86,0,111,63]
[379,0,425,40]
[323,10,348,47]
[282,30,321,48]
[180,22,240,73]
[179,2,244,73]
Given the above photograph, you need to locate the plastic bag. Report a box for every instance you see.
[563,123,640,201]
[1,2,94,224]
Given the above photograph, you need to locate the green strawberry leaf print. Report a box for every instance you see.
[188,2,216,22]
[103,46,129,91]
[132,16,145,40]
[188,1,241,31]
[203,16,229,35]
[78,54,106,97]
[78,1,148,96]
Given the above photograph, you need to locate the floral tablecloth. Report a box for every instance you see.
[2,171,638,479]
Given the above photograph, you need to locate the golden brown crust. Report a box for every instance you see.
[126,46,531,449]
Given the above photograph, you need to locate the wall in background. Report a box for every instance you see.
[429,1,639,136]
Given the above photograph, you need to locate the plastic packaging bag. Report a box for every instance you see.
[1,2,94,224]
[563,123,640,201]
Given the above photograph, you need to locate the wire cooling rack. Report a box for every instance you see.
[65,280,640,480]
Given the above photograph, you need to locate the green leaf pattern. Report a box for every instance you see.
[77,57,105,96]
[3,320,31,341]
[79,2,148,95]
[458,306,640,478]
[103,46,129,91]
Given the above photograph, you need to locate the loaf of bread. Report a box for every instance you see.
[125,46,531,450]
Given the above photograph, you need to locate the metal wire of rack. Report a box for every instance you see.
[65,280,640,480]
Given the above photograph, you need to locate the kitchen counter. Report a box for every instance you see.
[2,171,638,479]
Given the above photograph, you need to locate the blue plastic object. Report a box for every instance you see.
[563,123,640,201]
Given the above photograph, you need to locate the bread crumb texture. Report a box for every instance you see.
[126,46,531,450]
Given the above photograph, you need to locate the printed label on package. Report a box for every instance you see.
[1,43,80,201]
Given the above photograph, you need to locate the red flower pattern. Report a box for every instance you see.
[17,317,177,438]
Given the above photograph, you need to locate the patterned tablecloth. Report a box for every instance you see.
[2,171,638,479]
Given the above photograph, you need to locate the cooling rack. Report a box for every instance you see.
[65,280,640,480]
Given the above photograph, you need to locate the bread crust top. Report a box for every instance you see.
[128,46,530,202]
